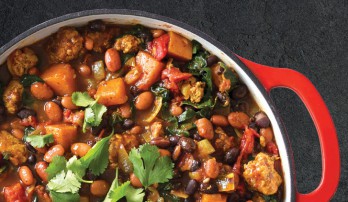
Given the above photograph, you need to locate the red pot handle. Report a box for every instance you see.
[236,55,340,202]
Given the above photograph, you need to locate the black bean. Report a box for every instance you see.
[193,132,203,141]
[200,182,218,194]
[207,55,219,67]
[86,171,97,181]
[130,86,140,96]
[185,179,198,195]
[91,116,109,136]
[232,84,248,100]
[51,97,62,107]
[27,154,37,165]
[17,108,36,119]
[179,137,196,153]
[190,159,201,172]
[254,111,270,128]
[25,142,37,153]
[150,137,170,148]
[122,119,134,129]
[248,121,258,130]
[169,136,180,146]
[234,101,249,113]
[224,147,239,165]
[217,92,227,103]
[227,192,240,202]
[89,20,106,31]
[139,32,153,43]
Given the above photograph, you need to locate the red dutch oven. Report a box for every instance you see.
[0,9,340,202]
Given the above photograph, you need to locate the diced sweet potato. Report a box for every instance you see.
[41,63,77,96]
[95,78,128,106]
[45,124,77,150]
[201,194,227,202]
[135,51,164,90]
[167,31,192,61]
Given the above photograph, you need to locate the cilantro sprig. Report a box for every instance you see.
[104,169,145,202]
[25,133,54,148]
[72,92,107,132]
[129,144,174,189]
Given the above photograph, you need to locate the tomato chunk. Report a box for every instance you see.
[148,34,169,61]
[3,183,28,202]
[161,67,192,93]
[135,51,164,90]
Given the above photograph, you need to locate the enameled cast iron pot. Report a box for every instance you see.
[0,9,340,202]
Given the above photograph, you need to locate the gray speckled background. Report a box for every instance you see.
[0,0,347,201]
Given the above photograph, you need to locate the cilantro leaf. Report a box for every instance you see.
[21,74,44,87]
[109,181,131,202]
[46,156,67,180]
[50,191,79,202]
[25,134,54,148]
[129,144,174,188]
[125,185,145,202]
[72,92,95,107]
[47,170,81,193]
[80,134,112,176]
[90,102,107,126]
[66,156,89,182]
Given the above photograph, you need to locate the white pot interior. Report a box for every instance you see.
[0,13,292,201]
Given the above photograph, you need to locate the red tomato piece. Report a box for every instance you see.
[3,183,28,202]
[266,142,279,155]
[161,67,192,93]
[149,34,170,61]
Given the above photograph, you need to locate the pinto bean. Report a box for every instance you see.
[119,102,132,118]
[195,118,214,140]
[61,96,78,110]
[78,64,91,77]
[210,115,229,127]
[71,143,91,157]
[11,128,24,139]
[227,112,250,129]
[105,48,121,72]
[204,158,219,179]
[150,137,170,148]
[44,145,65,163]
[30,82,54,100]
[130,126,143,135]
[44,101,63,122]
[35,161,48,182]
[135,91,154,110]
[84,36,94,50]
[170,103,183,117]
[19,166,35,185]
[90,180,110,197]
[130,173,143,188]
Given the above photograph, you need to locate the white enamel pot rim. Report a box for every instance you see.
[0,9,295,201]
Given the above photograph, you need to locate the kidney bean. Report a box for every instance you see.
[254,111,270,128]
[61,96,78,110]
[150,137,170,148]
[84,36,94,51]
[224,147,240,165]
[122,119,135,130]
[185,179,198,195]
[44,145,65,163]
[195,118,214,140]
[130,126,143,135]
[130,173,143,188]
[204,158,219,179]
[179,137,196,153]
[200,181,219,194]
[105,48,121,72]
[30,82,54,100]
[172,145,181,161]
[11,128,24,139]
[135,91,154,110]
[35,161,48,182]
[78,64,91,77]
[232,84,248,99]
[151,29,165,38]
[71,143,91,157]
[119,103,132,118]
[44,101,63,122]
[210,115,229,127]
[27,154,36,165]
[19,166,35,186]
[17,108,36,119]
[90,180,110,197]
[169,135,180,146]
[227,112,250,129]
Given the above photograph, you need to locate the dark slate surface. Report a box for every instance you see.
[0,0,346,201]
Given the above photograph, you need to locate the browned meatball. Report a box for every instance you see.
[114,34,141,53]
[243,152,282,195]
[3,80,24,114]
[0,130,28,166]
[85,27,120,52]
[47,27,83,63]
[7,48,38,77]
